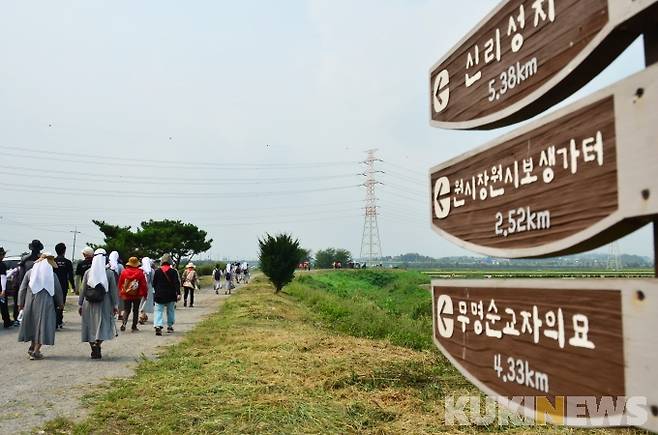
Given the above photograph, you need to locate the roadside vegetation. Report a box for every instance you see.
[423,269,653,279]
[43,272,643,434]
[286,270,433,351]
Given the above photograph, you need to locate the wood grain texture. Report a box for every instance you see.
[430,0,608,126]
[431,96,617,251]
[432,284,624,402]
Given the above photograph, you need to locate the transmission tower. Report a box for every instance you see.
[360,149,383,265]
[606,242,622,270]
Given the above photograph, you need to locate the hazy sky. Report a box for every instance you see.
[0,1,653,260]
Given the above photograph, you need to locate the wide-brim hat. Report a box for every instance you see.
[29,239,44,251]
[185,262,196,269]
[127,257,140,267]
[38,253,58,269]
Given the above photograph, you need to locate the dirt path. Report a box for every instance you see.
[0,285,236,434]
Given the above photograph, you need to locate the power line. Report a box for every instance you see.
[2,182,362,199]
[382,182,427,198]
[381,172,425,186]
[0,146,358,170]
[0,207,361,225]
[0,164,361,186]
[1,199,365,215]
[381,160,424,177]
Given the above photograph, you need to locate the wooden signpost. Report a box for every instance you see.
[426,0,658,431]
[429,0,658,130]
[431,279,658,430]
[430,64,658,258]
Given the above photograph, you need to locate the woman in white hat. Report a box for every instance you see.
[181,262,198,307]
[107,250,124,319]
[78,248,119,359]
[138,257,155,324]
[17,253,64,360]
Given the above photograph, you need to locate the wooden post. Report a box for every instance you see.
[646,26,658,276]
[654,218,658,276]
[645,26,658,66]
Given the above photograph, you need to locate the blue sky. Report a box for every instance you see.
[0,1,652,260]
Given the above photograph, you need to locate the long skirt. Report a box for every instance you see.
[18,289,56,346]
[81,292,117,342]
[139,284,154,314]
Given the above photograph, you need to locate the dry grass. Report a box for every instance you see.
[41,276,646,434]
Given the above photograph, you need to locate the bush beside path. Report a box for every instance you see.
[0,283,233,434]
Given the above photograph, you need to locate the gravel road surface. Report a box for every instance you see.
[0,286,232,433]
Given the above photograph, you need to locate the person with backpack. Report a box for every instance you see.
[181,262,198,307]
[233,262,239,283]
[75,247,94,295]
[212,264,223,295]
[17,253,64,360]
[241,262,249,284]
[18,240,43,284]
[78,248,119,359]
[152,254,181,335]
[224,262,233,294]
[117,257,148,332]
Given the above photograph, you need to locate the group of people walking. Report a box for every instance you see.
[212,262,249,295]
[0,239,217,360]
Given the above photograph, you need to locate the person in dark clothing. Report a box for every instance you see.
[53,243,75,329]
[19,239,43,284]
[152,254,181,335]
[0,247,13,328]
[16,240,44,326]
[75,247,94,295]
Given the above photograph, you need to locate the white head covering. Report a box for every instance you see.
[141,257,153,275]
[28,253,56,296]
[108,251,120,272]
[88,248,109,292]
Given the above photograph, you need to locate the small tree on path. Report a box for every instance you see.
[258,233,302,293]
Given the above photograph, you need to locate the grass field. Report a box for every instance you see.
[286,270,434,351]
[422,269,654,279]
[43,272,645,434]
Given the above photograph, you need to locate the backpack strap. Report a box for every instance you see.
[163,269,174,285]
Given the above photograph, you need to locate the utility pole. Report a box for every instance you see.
[360,149,383,265]
[70,227,81,262]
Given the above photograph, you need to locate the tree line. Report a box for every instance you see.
[91,219,212,267]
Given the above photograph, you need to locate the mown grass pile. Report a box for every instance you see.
[43,273,642,434]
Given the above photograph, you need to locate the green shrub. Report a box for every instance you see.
[258,233,302,293]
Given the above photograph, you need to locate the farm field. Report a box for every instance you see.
[421,269,654,279]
